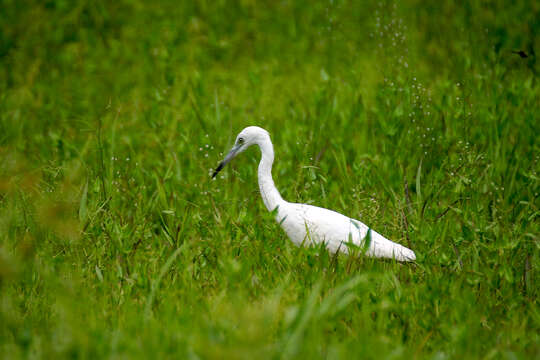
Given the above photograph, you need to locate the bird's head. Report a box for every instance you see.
[212,126,269,178]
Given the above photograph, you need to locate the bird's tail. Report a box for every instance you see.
[367,230,416,262]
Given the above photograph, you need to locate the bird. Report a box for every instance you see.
[212,126,416,262]
[511,50,528,58]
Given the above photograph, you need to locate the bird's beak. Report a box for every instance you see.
[212,144,241,178]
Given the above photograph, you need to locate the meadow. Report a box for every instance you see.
[0,0,539,358]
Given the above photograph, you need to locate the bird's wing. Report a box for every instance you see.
[280,203,360,251]
[278,203,416,261]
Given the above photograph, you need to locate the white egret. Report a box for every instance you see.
[212,126,416,262]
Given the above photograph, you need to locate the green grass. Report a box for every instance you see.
[1,0,539,358]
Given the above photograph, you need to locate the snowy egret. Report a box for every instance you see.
[212,126,416,262]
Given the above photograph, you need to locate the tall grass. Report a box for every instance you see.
[0,0,538,358]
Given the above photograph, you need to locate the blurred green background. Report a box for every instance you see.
[0,0,539,358]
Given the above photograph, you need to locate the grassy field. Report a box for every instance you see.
[1,0,539,358]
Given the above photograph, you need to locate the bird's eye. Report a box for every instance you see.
[238,137,244,145]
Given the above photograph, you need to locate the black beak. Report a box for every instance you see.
[212,162,225,178]
[211,145,240,178]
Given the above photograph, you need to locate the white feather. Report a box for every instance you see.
[215,126,416,262]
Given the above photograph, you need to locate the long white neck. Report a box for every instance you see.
[257,136,284,211]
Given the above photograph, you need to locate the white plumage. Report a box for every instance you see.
[213,126,416,262]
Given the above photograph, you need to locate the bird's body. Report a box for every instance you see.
[213,126,416,262]
[275,202,415,261]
